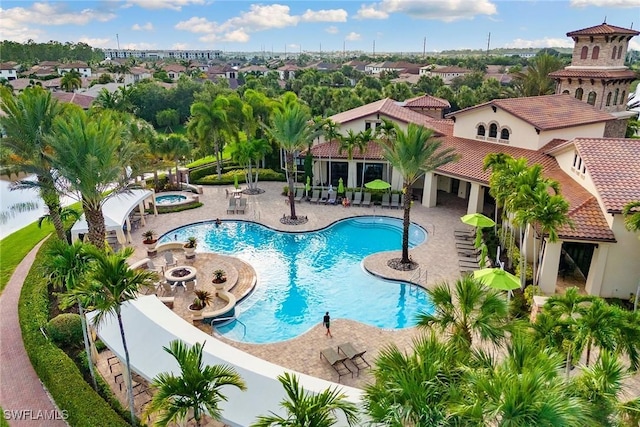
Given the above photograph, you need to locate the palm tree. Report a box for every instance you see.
[377,123,458,264]
[417,276,509,351]
[60,70,82,92]
[574,298,618,367]
[363,334,462,426]
[511,54,564,97]
[252,372,359,427]
[622,201,640,234]
[45,240,98,390]
[187,97,234,180]
[264,101,316,220]
[159,134,192,188]
[337,129,361,163]
[0,86,67,241]
[230,137,271,192]
[75,246,156,425]
[482,152,513,231]
[357,128,374,191]
[46,109,138,249]
[145,340,246,427]
[322,118,341,186]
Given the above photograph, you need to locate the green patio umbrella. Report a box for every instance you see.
[474,267,520,302]
[234,173,239,189]
[305,176,311,197]
[337,177,345,195]
[364,179,391,190]
[461,213,495,248]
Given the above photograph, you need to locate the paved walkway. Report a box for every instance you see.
[0,238,68,427]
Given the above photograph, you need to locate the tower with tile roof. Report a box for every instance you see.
[549,22,638,136]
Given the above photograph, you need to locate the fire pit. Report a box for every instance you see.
[165,266,197,284]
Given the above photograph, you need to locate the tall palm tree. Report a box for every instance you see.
[75,246,156,425]
[482,152,513,231]
[375,118,397,183]
[159,134,192,188]
[60,70,82,92]
[357,128,374,191]
[45,240,98,390]
[574,298,618,367]
[417,276,509,351]
[145,340,246,427]
[264,102,316,219]
[322,118,341,186]
[363,334,462,426]
[511,54,564,97]
[337,129,361,163]
[230,137,271,192]
[0,86,67,241]
[46,109,138,249]
[187,97,234,180]
[377,123,458,264]
[252,372,359,427]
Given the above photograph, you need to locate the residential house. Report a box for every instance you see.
[51,91,94,109]
[0,63,18,81]
[277,64,299,80]
[58,62,92,78]
[426,65,473,84]
[163,64,184,81]
[239,65,270,77]
[402,94,451,119]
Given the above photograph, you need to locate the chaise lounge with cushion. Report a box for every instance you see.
[320,347,353,382]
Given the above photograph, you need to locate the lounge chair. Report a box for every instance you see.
[164,251,177,268]
[236,198,247,214]
[226,198,236,214]
[352,192,362,206]
[456,242,477,250]
[318,190,329,204]
[381,193,390,208]
[326,191,337,205]
[459,259,480,269]
[458,248,481,257]
[294,188,304,202]
[361,192,371,207]
[309,190,320,204]
[390,194,400,209]
[454,228,475,237]
[337,342,371,375]
[345,191,353,203]
[460,265,480,273]
[320,347,353,382]
[456,234,475,242]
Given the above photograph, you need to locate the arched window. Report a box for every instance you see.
[562,89,570,94]
[591,46,600,59]
[612,46,617,59]
[621,91,626,105]
[587,92,597,105]
[500,128,510,140]
[575,88,584,100]
[617,46,623,59]
[613,88,619,105]
[606,92,612,106]
[477,125,486,137]
[580,46,588,59]
[489,123,498,138]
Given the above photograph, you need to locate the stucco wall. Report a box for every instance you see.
[604,118,629,138]
[553,147,599,196]
[599,216,640,298]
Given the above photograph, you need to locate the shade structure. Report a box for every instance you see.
[473,268,520,291]
[364,179,391,190]
[337,177,345,194]
[461,213,495,228]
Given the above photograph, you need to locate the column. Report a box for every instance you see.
[467,182,484,215]
[538,240,562,295]
[422,172,438,208]
[457,180,468,199]
[585,244,609,296]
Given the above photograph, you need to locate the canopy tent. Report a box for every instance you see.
[87,296,362,426]
[71,189,156,244]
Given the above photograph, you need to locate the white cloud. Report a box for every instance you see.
[174,17,218,33]
[357,0,497,22]
[345,32,362,41]
[132,22,154,31]
[222,4,299,31]
[0,2,116,27]
[325,25,339,34]
[630,39,640,51]
[300,9,348,22]
[570,0,639,8]
[504,37,574,49]
[78,37,112,48]
[122,42,157,49]
[218,29,250,43]
[172,42,188,50]
[125,0,205,11]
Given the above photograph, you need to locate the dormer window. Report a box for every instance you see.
[477,125,486,138]
[500,128,510,141]
[575,88,584,100]
[488,123,498,139]
[587,92,597,106]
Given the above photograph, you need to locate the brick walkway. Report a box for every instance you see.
[0,238,68,427]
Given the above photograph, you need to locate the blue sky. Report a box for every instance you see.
[1,1,638,53]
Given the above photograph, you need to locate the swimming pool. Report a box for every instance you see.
[160,217,433,343]
[156,194,187,205]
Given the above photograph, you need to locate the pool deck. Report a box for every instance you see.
[120,181,639,402]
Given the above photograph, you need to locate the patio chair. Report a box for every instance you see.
[345,191,353,202]
[456,242,477,250]
[294,188,304,202]
[318,190,329,204]
[361,192,372,207]
[226,198,236,214]
[338,342,371,375]
[309,190,320,204]
[460,265,480,274]
[161,281,174,296]
[184,280,195,294]
[236,198,247,214]
[381,193,390,208]
[390,194,400,209]
[459,258,480,269]
[352,192,362,207]
[454,228,475,237]
[320,347,353,382]
[164,251,177,268]
[455,233,475,242]
[147,259,163,273]
[326,191,337,205]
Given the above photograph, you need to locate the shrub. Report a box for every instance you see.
[46,313,84,349]
[194,168,285,185]
[524,285,541,308]
[509,289,529,319]
[19,239,130,427]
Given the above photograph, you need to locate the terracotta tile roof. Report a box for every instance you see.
[51,92,94,109]
[426,119,454,136]
[555,197,616,241]
[567,23,639,37]
[431,66,472,74]
[446,94,615,131]
[309,140,384,160]
[540,138,568,152]
[404,95,450,109]
[572,137,640,213]
[549,69,637,79]
[163,64,184,73]
[328,98,444,136]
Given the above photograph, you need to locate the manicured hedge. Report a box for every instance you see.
[194,168,286,185]
[19,239,130,427]
[46,313,84,349]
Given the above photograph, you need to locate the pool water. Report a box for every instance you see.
[155,194,187,205]
[160,217,433,343]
